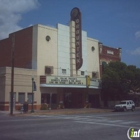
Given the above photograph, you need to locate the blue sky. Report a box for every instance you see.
[0,0,140,68]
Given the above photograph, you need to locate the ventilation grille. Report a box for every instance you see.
[45,66,53,75]
[92,71,99,78]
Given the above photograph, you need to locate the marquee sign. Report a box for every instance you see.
[46,76,86,86]
[70,7,83,70]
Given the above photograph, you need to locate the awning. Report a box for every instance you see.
[128,92,140,95]
[40,84,100,89]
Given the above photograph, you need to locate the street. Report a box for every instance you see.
[0,109,140,140]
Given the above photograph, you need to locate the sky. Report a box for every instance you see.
[0,0,140,68]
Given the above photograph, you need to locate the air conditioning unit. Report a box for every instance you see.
[92,71,99,78]
[45,66,53,75]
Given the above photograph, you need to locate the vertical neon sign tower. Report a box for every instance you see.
[70,7,83,71]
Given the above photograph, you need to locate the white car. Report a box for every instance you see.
[114,100,135,112]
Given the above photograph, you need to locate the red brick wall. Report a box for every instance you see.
[100,45,121,62]
[99,45,121,76]
[100,65,103,77]
[0,27,33,69]
[0,38,11,67]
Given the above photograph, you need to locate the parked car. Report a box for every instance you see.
[114,100,135,112]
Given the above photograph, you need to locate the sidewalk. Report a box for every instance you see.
[1,107,140,116]
[0,108,112,116]
[23,108,112,116]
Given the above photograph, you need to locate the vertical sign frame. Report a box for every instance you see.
[70,7,83,70]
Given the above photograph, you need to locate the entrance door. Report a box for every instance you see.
[41,93,57,109]
[64,93,84,108]
[9,93,16,111]
[72,93,83,108]
[89,94,100,108]
[64,93,72,108]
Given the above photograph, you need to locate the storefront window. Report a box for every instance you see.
[28,93,34,104]
[18,92,25,104]
[41,93,57,104]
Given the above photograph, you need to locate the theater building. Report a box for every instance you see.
[0,8,120,111]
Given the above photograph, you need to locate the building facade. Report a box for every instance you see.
[0,8,121,111]
[99,42,121,76]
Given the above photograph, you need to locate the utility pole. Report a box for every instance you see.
[10,34,15,115]
[31,77,34,113]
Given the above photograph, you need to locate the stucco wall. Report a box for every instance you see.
[87,38,100,78]
[57,24,70,76]
[36,24,58,76]
[0,67,40,110]
[78,31,88,76]
[57,24,98,78]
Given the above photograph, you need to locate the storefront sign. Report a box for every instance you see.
[46,76,86,85]
[107,50,114,55]
[70,7,83,70]
[90,79,101,87]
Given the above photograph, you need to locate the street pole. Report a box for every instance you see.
[49,93,52,110]
[31,77,34,113]
[10,34,15,115]
[86,75,90,106]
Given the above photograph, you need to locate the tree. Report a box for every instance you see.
[101,61,140,107]
[127,66,140,92]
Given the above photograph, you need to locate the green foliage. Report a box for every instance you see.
[101,61,140,102]
[40,104,48,110]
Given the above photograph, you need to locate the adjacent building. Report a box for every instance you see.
[99,42,121,76]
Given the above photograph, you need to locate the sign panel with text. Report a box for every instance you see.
[90,79,101,87]
[46,76,86,86]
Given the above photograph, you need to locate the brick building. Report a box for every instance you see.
[99,42,121,76]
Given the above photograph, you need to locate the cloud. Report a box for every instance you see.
[135,31,140,39]
[0,0,39,40]
[130,47,140,55]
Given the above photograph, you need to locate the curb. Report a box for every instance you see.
[14,109,112,116]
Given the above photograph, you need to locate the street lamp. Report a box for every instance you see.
[31,77,34,113]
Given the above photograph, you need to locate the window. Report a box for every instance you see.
[18,93,25,104]
[46,35,51,41]
[102,61,107,73]
[81,71,84,75]
[91,46,95,51]
[62,69,66,74]
[28,93,34,104]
